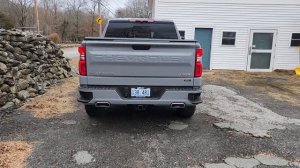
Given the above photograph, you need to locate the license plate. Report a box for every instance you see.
[131,87,151,97]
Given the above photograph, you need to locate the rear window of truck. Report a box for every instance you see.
[105,20,179,39]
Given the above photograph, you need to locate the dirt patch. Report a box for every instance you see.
[21,77,79,119]
[203,70,300,105]
[0,141,32,168]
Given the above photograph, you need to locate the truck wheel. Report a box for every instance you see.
[177,106,196,118]
[85,105,98,117]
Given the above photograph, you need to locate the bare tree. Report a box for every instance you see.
[67,0,86,41]
[88,0,98,36]
[10,0,33,27]
[115,0,150,18]
[1,0,109,41]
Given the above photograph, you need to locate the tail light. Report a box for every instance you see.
[195,48,203,77]
[78,45,87,76]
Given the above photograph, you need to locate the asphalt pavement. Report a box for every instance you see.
[0,48,299,167]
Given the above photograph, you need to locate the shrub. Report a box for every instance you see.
[48,33,61,43]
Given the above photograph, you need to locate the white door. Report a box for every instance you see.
[247,30,277,72]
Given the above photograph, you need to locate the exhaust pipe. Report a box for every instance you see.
[95,102,110,108]
[171,103,185,109]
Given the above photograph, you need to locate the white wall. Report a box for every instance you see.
[153,0,300,70]
[275,27,300,70]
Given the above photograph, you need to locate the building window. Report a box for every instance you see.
[291,33,300,46]
[222,32,236,45]
[179,31,185,39]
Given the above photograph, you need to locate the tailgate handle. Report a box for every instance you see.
[132,45,151,50]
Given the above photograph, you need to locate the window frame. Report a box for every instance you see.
[290,33,300,47]
[221,31,236,46]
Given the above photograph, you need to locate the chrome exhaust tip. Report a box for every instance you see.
[95,102,110,108]
[171,103,186,109]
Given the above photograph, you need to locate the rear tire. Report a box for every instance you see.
[85,105,98,117]
[177,106,196,118]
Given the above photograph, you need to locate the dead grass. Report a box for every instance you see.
[203,70,300,105]
[21,77,79,119]
[0,141,32,168]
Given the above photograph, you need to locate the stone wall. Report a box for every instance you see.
[0,29,71,112]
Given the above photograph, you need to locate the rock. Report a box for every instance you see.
[12,98,21,106]
[0,92,8,106]
[14,47,23,55]
[254,154,289,166]
[0,56,7,63]
[7,59,21,66]
[15,54,27,62]
[10,86,17,94]
[17,90,30,101]
[0,62,7,74]
[4,78,15,86]
[0,93,14,106]
[17,79,29,91]
[0,101,14,110]
[0,77,4,85]
[0,84,11,93]
[0,29,71,110]
[5,44,14,52]
[17,36,27,42]
[11,67,18,76]
[63,69,69,78]
[20,69,31,75]
[35,83,45,93]
[27,75,35,85]
[50,67,58,74]
[46,72,53,79]
[19,63,29,70]
[27,87,38,94]
[224,157,260,168]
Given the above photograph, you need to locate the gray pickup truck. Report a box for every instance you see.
[77,19,203,118]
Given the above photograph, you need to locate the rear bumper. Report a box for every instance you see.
[78,86,202,106]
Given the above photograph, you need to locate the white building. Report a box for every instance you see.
[148,0,300,71]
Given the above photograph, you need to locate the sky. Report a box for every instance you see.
[102,0,127,15]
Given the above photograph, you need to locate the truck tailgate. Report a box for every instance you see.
[85,39,197,80]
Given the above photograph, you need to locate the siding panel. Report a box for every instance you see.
[154,0,300,70]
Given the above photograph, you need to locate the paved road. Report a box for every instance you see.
[0,77,299,167]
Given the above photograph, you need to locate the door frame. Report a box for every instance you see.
[246,29,277,72]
